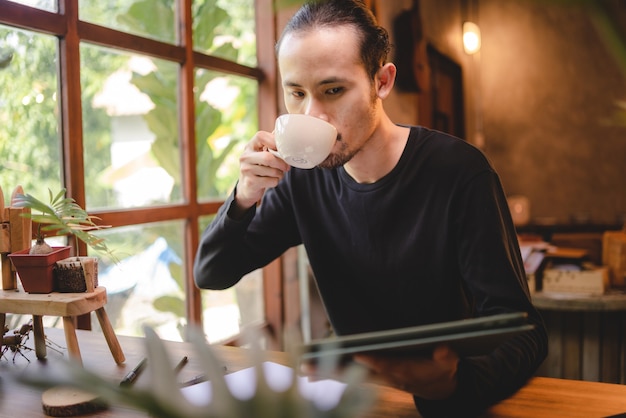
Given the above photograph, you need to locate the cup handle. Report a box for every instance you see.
[267,148,285,161]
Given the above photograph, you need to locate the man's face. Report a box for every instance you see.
[277,25,380,168]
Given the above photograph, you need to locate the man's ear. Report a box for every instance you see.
[376,63,397,99]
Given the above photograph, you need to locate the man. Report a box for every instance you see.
[194,0,547,416]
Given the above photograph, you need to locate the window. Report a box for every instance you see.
[0,0,278,344]
[0,26,62,194]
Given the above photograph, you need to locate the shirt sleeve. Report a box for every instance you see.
[193,189,258,289]
[193,181,301,290]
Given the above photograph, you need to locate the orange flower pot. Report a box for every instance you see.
[8,246,72,293]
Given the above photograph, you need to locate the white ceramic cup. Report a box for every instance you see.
[271,114,337,169]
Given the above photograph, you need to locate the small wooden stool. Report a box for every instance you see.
[0,286,125,364]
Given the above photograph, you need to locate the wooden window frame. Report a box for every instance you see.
[0,0,282,344]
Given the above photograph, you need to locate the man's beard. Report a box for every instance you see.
[317,134,357,169]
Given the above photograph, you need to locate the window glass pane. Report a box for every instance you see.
[79,0,176,44]
[202,270,264,343]
[195,70,257,200]
[199,216,264,343]
[94,221,186,341]
[81,45,182,210]
[0,26,62,199]
[200,216,265,344]
[5,0,56,13]
[193,0,257,67]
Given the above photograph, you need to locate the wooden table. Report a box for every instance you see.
[0,327,625,417]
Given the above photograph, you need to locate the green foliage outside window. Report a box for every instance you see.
[114,0,258,332]
[0,29,63,199]
[0,0,258,339]
[119,0,257,200]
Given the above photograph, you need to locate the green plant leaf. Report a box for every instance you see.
[116,0,175,42]
[12,188,117,262]
[193,0,228,50]
[153,295,185,317]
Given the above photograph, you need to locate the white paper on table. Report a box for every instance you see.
[180,361,347,411]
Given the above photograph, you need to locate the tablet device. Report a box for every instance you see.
[300,312,534,361]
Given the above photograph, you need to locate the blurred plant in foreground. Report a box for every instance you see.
[13,327,374,418]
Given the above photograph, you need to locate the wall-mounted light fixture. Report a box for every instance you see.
[463,21,481,54]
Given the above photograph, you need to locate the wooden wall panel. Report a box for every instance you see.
[536,309,626,384]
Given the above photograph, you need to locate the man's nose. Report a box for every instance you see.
[304,100,329,122]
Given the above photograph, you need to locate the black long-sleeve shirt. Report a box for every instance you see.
[194,125,548,417]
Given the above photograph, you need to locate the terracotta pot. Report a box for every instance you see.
[8,246,72,293]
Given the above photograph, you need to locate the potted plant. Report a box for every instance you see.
[8,188,115,294]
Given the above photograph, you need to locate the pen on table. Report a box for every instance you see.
[174,356,188,375]
[179,365,227,387]
[180,373,208,388]
[120,358,147,387]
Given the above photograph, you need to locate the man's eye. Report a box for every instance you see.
[291,91,305,98]
[327,87,343,95]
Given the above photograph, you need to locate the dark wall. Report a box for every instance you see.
[480,0,626,225]
[382,0,626,226]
